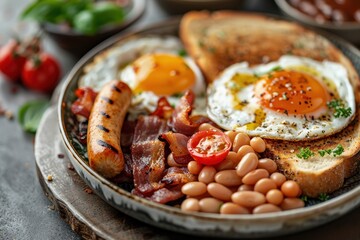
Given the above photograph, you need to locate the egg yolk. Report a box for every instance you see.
[131,54,195,95]
[255,70,330,115]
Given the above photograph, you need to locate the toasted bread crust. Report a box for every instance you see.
[180,11,360,197]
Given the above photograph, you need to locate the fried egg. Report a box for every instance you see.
[207,55,356,141]
[79,36,206,118]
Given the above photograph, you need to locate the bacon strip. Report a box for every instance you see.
[131,116,169,195]
[120,120,136,148]
[150,97,174,120]
[147,187,183,204]
[170,90,212,136]
[161,131,193,164]
[131,141,166,194]
[132,186,183,204]
[161,167,196,186]
[71,87,98,119]
[133,116,169,143]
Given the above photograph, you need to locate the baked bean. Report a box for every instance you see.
[281,180,301,198]
[270,172,286,187]
[224,130,237,144]
[253,203,281,214]
[236,145,255,159]
[207,183,232,201]
[238,184,254,192]
[181,198,200,212]
[233,133,250,152]
[242,169,269,185]
[188,161,203,175]
[231,191,266,208]
[236,152,258,177]
[167,153,184,167]
[199,198,223,213]
[215,170,242,187]
[254,178,277,194]
[257,158,277,173]
[266,189,284,205]
[220,202,250,214]
[182,182,207,196]
[215,151,238,171]
[280,198,305,210]
[250,137,266,153]
[198,166,217,184]
[198,123,221,132]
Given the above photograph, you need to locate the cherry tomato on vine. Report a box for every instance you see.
[22,53,61,93]
[0,40,26,82]
[187,130,232,165]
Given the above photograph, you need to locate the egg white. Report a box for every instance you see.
[78,36,206,119]
[207,55,356,141]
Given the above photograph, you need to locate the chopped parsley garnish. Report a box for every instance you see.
[327,99,352,118]
[318,149,332,157]
[318,145,344,157]
[300,195,308,202]
[332,144,344,157]
[178,49,187,57]
[270,66,283,72]
[318,193,330,201]
[297,147,314,159]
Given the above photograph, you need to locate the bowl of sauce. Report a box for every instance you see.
[275,0,360,44]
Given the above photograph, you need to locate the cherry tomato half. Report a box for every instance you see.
[22,53,61,93]
[187,130,232,165]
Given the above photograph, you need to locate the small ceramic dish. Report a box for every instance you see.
[42,0,145,56]
[275,0,360,45]
[58,17,360,238]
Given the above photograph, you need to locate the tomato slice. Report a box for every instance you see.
[187,130,231,165]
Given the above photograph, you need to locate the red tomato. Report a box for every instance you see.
[187,130,232,165]
[22,53,61,93]
[0,40,26,82]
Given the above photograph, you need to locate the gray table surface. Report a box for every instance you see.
[1,0,360,239]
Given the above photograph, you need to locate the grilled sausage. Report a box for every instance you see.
[87,80,132,178]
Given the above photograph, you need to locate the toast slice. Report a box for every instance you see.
[180,11,360,197]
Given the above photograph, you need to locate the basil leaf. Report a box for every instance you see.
[21,0,125,35]
[18,100,49,134]
[63,0,92,23]
[21,0,91,24]
[73,10,98,35]
[92,2,125,26]
[21,0,65,24]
